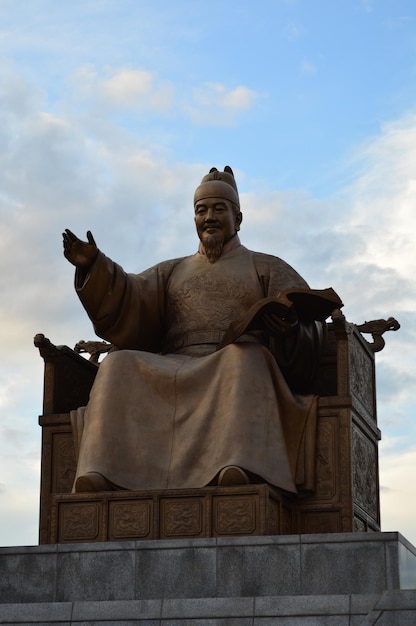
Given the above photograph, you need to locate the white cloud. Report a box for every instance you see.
[70,65,174,114]
[221,85,259,110]
[301,59,318,74]
[186,82,261,125]
[193,83,259,110]
[341,114,416,275]
[380,443,416,539]
[101,68,174,111]
[0,59,45,117]
[70,67,260,127]
[103,68,153,101]
[361,0,375,13]
[324,113,416,338]
[286,20,304,41]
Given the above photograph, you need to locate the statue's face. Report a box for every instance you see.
[194,197,241,245]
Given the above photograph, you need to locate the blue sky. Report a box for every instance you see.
[0,0,415,547]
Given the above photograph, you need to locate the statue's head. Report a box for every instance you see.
[194,166,243,262]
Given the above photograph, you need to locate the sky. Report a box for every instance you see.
[0,0,415,548]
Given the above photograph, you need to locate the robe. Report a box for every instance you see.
[71,235,323,494]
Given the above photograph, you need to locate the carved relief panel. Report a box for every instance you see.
[213,496,256,536]
[109,500,152,540]
[52,432,76,493]
[352,425,379,522]
[160,498,204,538]
[314,418,337,500]
[58,502,101,543]
[349,335,375,415]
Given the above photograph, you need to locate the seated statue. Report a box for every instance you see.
[63,166,339,495]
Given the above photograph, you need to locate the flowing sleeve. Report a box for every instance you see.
[74,251,179,353]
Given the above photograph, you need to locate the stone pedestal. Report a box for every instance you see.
[1,532,416,624]
[49,485,292,544]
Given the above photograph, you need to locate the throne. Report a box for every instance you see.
[35,312,398,544]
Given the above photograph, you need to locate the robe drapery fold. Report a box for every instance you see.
[72,236,323,494]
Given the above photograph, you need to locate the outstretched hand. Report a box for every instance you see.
[62,229,98,269]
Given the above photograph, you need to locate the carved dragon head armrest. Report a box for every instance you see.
[73,339,115,363]
[354,317,400,353]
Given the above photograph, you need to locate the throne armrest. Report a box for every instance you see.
[34,333,99,414]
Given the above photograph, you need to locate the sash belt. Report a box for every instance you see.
[164,330,263,353]
[169,330,223,351]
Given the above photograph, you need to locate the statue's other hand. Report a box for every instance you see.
[63,229,98,269]
[261,312,298,337]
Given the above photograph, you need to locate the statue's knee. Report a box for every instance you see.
[100,349,135,372]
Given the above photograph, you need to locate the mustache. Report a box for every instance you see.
[203,221,222,229]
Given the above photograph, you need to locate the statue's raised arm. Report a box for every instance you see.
[62,229,98,269]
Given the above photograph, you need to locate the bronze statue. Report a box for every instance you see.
[63,166,338,494]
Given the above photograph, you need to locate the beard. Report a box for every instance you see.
[202,234,224,263]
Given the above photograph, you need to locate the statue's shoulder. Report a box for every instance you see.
[138,255,189,279]
[155,256,188,272]
[251,250,294,271]
[250,250,307,289]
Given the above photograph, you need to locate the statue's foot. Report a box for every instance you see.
[217,465,250,486]
[75,472,118,492]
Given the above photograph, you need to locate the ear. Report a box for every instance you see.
[235,211,243,231]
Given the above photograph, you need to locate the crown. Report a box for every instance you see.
[194,166,240,207]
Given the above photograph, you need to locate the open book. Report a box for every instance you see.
[217,287,343,350]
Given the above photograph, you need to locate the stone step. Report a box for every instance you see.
[1,532,416,605]
[1,591,416,625]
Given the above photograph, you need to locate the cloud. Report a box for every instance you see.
[0,59,45,118]
[300,59,318,74]
[320,113,416,355]
[341,114,416,277]
[192,83,259,110]
[286,20,304,41]
[186,82,261,125]
[103,69,153,102]
[71,65,175,113]
[70,66,261,127]
[360,0,375,13]
[101,68,174,111]
[221,85,259,110]
[379,443,416,537]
